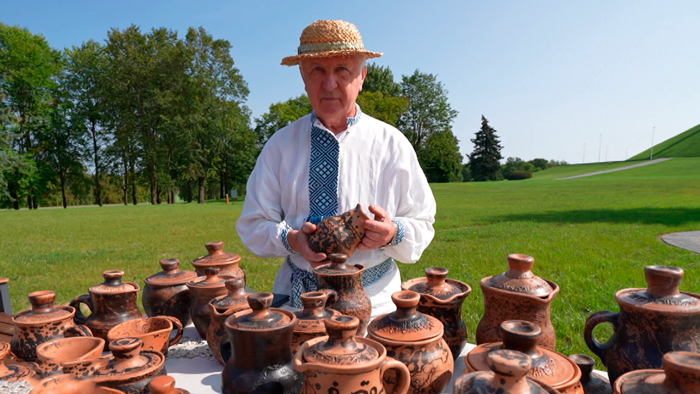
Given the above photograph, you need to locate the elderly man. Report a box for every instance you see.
[236,20,436,317]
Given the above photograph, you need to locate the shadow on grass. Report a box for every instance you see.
[491,208,700,226]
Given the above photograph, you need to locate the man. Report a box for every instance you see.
[236,20,436,317]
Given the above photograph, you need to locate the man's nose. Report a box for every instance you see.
[322,74,338,91]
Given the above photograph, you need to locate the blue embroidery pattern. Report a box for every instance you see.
[392,220,405,245]
[281,227,295,254]
[307,116,339,225]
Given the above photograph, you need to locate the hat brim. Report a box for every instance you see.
[281,50,383,66]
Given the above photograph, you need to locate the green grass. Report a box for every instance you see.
[2,158,700,370]
[628,122,700,160]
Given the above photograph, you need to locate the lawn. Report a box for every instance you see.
[1,157,699,369]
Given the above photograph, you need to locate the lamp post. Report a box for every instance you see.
[598,134,602,162]
[650,126,655,160]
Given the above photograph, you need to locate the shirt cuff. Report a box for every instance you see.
[380,220,404,249]
[280,226,298,254]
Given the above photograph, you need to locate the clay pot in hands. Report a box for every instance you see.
[191,241,244,279]
[476,254,559,349]
[147,375,190,394]
[307,203,370,257]
[294,315,411,394]
[584,265,700,386]
[143,258,197,327]
[92,337,166,394]
[613,351,700,394]
[401,266,471,358]
[291,290,340,355]
[367,290,453,394]
[186,267,230,339]
[107,316,183,357]
[569,354,611,394]
[206,277,251,365]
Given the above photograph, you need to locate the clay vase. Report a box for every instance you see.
[107,316,183,357]
[12,290,92,361]
[291,290,340,355]
[584,265,700,386]
[206,277,251,365]
[454,349,560,394]
[143,258,197,327]
[367,290,453,394]
[31,373,126,394]
[33,336,105,378]
[70,271,142,345]
[191,241,244,279]
[293,315,411,394]
[401,266,471,358]
[92,337,166,394]
[186,267,230,339]
[568,354,611,394]
[221,293,303,394]
[307,203,370,257]
[314,253,371,336]
[147,375,190,394]
[476,254,559,349]
[613,351,700,394]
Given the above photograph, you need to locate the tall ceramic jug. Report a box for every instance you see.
[143,258,197,326]
[186,267,230,339]
[206,277,251,365]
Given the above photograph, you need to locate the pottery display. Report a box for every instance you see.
[314,253,372,336]
[107,316,183,357]
[584,265,700,385]
[294,315,411,394]
[92,337,166,394]
[401,266,471,357]
[454,349,560,394]
[147,375,190,394]
[569,354,612,394]
[367,290,454,394]
[476,254,559,349]
[613,351,700,394]
[191,241,244,279]
[70,271,142,345]
[186,267,230,339]
[31,373,125,394]
[143,258,197,327]
[307,203,370,257]
[206,277,251,365]
[291,290,340,355]
[12,290,92,361]
[467,320,583,394]
[221,293,303,394]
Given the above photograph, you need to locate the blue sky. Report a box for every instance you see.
[3,1,699,164]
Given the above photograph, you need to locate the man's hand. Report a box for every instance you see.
[287,222,327,268]
[357,204,396,251]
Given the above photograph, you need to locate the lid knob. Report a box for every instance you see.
[662,351,700,390]
[488,349,532,379]
[224,277,246,294]
[644,265,684,299]
[391,290,421,320]
[425,267,449,286]
[569,354,595,382]
[506,254,536,278]
[28,290,56,314]
[159,258,181,275]
[103,270,125,286]
[203,267,221,283]
[205,241,225,256]
[328,253,349,270]
[499,320,542,360]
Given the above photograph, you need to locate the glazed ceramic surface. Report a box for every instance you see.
[186,267,230,339]
[107,316,183,357]
[191,241,244,278]
[291,290,340,355]
[569,354,612,394]
[307,203,370,257]
[613,351,700,394]
[143,258,197,327]
[206,277,251,365]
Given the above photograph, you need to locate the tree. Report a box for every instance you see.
[418,129,463,182]
[362,64,401,96]
[254,95,311,147]
[469,115,503,181]
[502,157,535,180]
[529,158,549,171]
[357,64,407,127]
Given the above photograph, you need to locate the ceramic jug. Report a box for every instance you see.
[307,203,370,257]
[206,277,251,365]
[584,265,700,386]
[291,290,339,355]
[613,351,700,394]
[569,354,612,394]
[191,241,244,279]
[143,258,197,326]
[186,267,230,339]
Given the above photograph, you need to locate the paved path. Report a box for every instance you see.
[661,231,700,254]
[556,158,673,180]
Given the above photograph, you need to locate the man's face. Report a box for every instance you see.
[300,55,367,129]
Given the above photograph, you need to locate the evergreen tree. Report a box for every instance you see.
[469,115,503,181]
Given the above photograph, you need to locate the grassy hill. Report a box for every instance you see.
[628,122,700,160]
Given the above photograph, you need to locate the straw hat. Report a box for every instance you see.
[281,20,383,66]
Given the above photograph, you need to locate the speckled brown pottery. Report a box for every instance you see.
[291,290,340,355]
[33,336,105,378]
[314,253,372,336]
[613,351,700,394]
[12,290,92,361]
[467,320,583,394]
[584,265,700,387]
[92,337,166,394]
[147,375,190,394]
[307,203,370,257]
[221,293,303,394]
[0,359,35,382]
[191,241,244,278]
[476,254,559,350]
[70,271,142,346]
[107,316,183,357]
[569,354,612,394]
[454,349,560,394]
[401,266,471,358]
[143,258,197,327]
[293,315,411,394]
[31,373,126,394]
[367,290,453,394]
[186,267,230,339]
[206,277,251,365]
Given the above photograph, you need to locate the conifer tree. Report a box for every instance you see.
[469,115,503,181]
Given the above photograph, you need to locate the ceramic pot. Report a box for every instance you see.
[70,271,142,345]
[584,265,700,386]
[569,354,612,394]
[476,254,559,349]
[92,337,166,394]
[307,203,370,257]
[367,290,453,394]
[12,290,92,361]
[191,241,244,279]
[454,349,560,394]
[314,253,372,336]
[0,341,14,361]
[31,373,126,394]
[32,336,105,378]
[147,375,190,394]
[294,315,411,394]
[107,316,183,357]
[206,277,251,365]
[221,293,303,394]
[0,359,35,382]
[143,258,197,327]
[467,320,583,394]
[613,351,700,393]
[186,267,230,339]
[401,266,471,358]
[291,290,340,355]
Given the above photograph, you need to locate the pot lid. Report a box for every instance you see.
[13,290,74,324]
[186,267,227,290]
[210,277,249,310]
[148,375,191,394]
[615,351,700,394]
[191,241,241,268]
[314,253,361,275]
[0,361,34,382]
[617,265,700,312]
[89,271,139,294]
[483,254,553,297]
[145,259,197,287]
[303,315,379,366]
[402,267,471,300]
[368,290,442,342]
[228,293,292,330]
[459,349,559,394]
[97,337,164,381]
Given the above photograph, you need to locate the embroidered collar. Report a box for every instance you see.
[310,105,363,133]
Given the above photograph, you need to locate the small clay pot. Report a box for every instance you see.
[307,203,370,257]
[191,241,244,278]
[569,354,612,394]
[147,375,190,394]
[206,277,251,365]
[613,351,700,393]
[33,336,105,378]
[143,258,197,327]
[107,316,183,357]
[92,337,166,394]
[31,373,126,394]
[186,267,230,339]
[291,290,340,355]
[0,359,35,382]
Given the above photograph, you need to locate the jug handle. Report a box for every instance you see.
[69,294,93,325]
[163,316,184,347]
[316,289,338,309]
[64,324,93,337]
[292,341,311,373]
[583,310,619,364]
[381,356,411,394]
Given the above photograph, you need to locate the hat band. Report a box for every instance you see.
[297,40,365,55]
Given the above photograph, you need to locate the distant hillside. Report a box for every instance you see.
[628,123,700,160]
